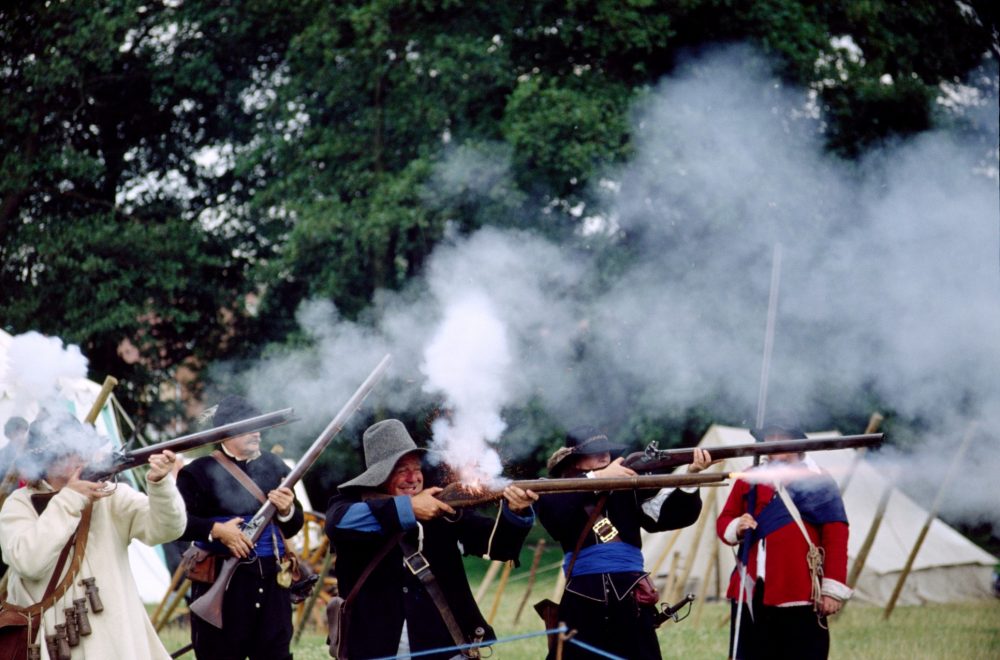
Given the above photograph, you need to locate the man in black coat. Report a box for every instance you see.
[176,395,304,660]
[325,418,537,660]
[537,426,711,660]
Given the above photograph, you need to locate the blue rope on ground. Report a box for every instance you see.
[566,637,627,660]
[369,625,569,660]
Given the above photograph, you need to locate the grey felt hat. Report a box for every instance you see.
[339,419,426,490]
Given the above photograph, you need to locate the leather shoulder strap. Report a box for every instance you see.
[343,532,404,606]
[564,493,609,581]
[211,450,267,504]
[399,533,472,652]
[4,502,94,616]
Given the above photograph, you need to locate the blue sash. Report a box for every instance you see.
[742,471,847,556]
[195,516,286,557]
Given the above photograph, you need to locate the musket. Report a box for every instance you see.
[79,407,297,482]
[622,433,884,473]
[433,472,729,508]
[189,354,392,629]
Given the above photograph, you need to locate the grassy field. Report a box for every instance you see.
[157,554,1000,659]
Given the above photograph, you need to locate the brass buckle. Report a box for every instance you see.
[593,517,619,543]
[403,551,430,575]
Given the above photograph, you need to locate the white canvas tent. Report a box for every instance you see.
[0,328,172,604]
[641,424,998,607]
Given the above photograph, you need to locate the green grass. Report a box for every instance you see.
[156,548,1000,660]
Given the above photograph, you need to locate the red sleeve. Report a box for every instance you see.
[716,479,750,545]
[820,520,849,584]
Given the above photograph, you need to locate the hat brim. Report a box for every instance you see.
[339,447,427,490]
[751,426,807,442]
[547,440,624,475]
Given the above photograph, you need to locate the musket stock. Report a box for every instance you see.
[189,355,392,628]
[436,472,728,508]
[79,407,296,482]
[623,433,884,474]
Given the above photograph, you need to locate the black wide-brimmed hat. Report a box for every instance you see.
[751,420,808,443]
[213,395,262,428]
[339,419,427,490]
[546,425,623,476]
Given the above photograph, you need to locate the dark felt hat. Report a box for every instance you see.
[339,419,426,490]
[546,425,623,475]
[213,395,262,428]
[751,420,808,443]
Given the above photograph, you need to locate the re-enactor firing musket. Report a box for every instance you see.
[189,354,393,629]
[432,472,730,508]
[622,433,884,474]
[79,407,297,482]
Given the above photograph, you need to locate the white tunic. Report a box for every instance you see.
[0,476,186,659]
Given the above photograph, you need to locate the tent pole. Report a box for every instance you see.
[882,425,976,620]
[668,483,718,604]
[754,243,782,439]
[839,411,884,494]
[650,528,682,595]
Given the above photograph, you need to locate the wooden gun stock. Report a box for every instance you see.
[189,355,392,629]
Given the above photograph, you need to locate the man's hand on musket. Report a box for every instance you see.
[267,486,295,517]
[734,513,757,538]
[593,457,637,478]
[146,450,177,483]
[411,486,456,521]
[686,448,713,474]
[65,466,114,502]
[212,518,254,558]
[502,485,538,514]
[819,595,843,616]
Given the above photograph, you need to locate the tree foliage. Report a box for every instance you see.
[1,0,994,433]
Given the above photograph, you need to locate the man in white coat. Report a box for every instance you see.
[0,410,187,659]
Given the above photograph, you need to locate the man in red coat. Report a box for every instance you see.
[716,423,852,659]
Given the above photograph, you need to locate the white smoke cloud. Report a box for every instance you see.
[3,331,89,415]
[421,292,510,482]
[225,45,999,527]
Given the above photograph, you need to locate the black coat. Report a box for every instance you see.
[325,492,532,660]
[176,450,304,660]
[537,484,702,660]
[539,486,702,552]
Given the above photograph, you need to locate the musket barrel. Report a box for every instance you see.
[80,407,296,481]
[624,433,884,473]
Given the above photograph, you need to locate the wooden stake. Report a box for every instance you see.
[475,560,502,603]
[151,562,188,630]
[883,425,976,619]
[551,567,566,601]
[487,561,513,624]
[659,551,682,602]
[650,528,682,592]
[692,495,722,627]
[513,539,546,624]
